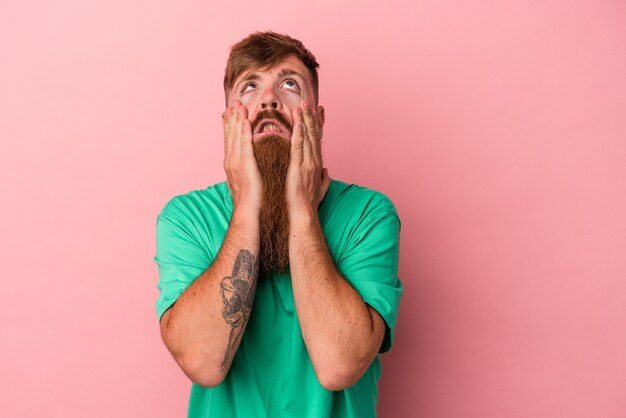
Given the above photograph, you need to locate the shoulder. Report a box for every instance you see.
[323,179,399,219]
[155,182,232,251]
[158,182,232,222]
[320,179,401,243]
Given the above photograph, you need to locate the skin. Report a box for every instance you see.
[159,55,386,390]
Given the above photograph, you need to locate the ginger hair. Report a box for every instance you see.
[223,31,320,105]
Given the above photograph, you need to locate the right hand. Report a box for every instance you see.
[222,100,262,213]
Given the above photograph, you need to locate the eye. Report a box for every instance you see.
[282,79,300,92]
[240,82,257,94]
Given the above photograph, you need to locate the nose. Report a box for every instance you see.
[259,87,281,111]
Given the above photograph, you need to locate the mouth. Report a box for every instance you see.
[253,119,291,140]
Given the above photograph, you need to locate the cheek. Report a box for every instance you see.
[238,94,256,107]
[280,92,302,110]
[237,96,257,119]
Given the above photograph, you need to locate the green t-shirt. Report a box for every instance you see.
[155,180,402,418]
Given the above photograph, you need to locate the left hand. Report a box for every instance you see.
[286,101,331,219]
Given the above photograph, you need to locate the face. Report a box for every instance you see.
[227,55,325,141]
[225,55,325,277]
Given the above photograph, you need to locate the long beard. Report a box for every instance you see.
[253,135,291,278]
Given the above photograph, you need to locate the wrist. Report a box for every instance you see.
[231,192,262,215]
[289,205,319,230]
[231,204,261,225]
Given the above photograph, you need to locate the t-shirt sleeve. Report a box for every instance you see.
[336,197,403,353]
[154,201,214,321]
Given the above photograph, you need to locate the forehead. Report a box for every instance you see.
[236,55,313,84]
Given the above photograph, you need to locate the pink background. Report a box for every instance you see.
[2,0,625,417]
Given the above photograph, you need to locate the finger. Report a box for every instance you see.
[223,109,232,155]
[302,101,322,140]
[227,100,242,138]
[225,106,239,158]
[290,106,305,164]
[302,101,321,165]
[222,109,229,137]
[231,104,244,161]
[226,104,238,139]
[300,102,313,162]
[238,104,249,151]
[319,167,331,204]
[317,105,324,140]
[241,119,254,158]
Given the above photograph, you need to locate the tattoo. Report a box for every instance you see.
[219,250,258,369]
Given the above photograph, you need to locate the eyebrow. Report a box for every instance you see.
[277,68,303,78]
[242,73,261,82]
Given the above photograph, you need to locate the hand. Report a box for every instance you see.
[286,101,331,219]
[223,100,263,213]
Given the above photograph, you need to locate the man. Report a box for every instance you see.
[155,31,402,417]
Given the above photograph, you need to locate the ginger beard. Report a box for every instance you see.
[251,110,294,278]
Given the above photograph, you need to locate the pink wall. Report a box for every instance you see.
[2,0,625,417]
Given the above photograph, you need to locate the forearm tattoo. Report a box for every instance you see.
[219,250,258,369]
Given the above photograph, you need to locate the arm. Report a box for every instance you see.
[286,102,386,391]
[289,210,386,391]
[159,101,261,387]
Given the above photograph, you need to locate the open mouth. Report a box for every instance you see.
[254,119,290,136]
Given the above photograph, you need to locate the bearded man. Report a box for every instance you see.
[155,31,402,418]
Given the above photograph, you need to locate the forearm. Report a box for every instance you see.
[289,209,385,390]
[160,207,259,387]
